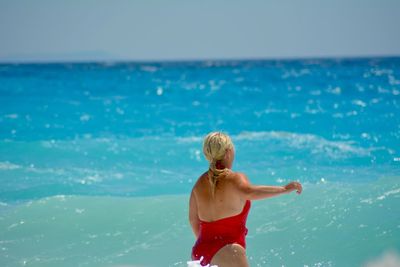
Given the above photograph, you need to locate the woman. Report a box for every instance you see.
[189,132,302,267]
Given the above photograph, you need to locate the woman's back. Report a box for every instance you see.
[191,171,251,267]
[193,171,247,222]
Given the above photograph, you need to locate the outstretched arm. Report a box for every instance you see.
[234,173,302,200]
[189,190,200,238]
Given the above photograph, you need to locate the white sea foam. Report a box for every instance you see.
[254,108,288,117]
[256,223,286,234]
[75,208,85,214]
[352,99,367,108]
[326,86,342,95]
[376,188,400,201]
[53,195,67,201]
[156,87,163,95]
[25,166,66,175]
[140,65,158,72]
[281,68,310,79]
[175,131,373,159]
[187,257,217,267]
[235,131,371,158]
[362,250,400,267]
[4,113,19,119]
[0,161,21,170]
[79,114,91,122]
[176,136,202,143]
[360,188,400,204]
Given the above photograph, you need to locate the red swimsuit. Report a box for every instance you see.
[192,200,251,266]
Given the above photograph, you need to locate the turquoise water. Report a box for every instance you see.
[0,58,399,266]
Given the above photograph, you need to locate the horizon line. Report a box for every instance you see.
[0,54,399,65]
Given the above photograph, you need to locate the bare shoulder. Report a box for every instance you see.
[226,171,252,198]
[192,171,209,192]
[235,171,249,179]
[227,171,250,186]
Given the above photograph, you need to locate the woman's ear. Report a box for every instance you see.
[225,148,232,160]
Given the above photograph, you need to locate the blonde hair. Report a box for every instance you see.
[203,132,234,197]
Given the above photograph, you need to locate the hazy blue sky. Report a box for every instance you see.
[0,0,399,62]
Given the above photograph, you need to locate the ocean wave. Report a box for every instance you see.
[0,161,21,170]
[14,131,383,162]
[362,250,400,267]
[235,131,372,158]
[360,187,400,204]
[255,222,287,234]
[3,113,19,119]
[176,136,202,143]
[1,176,399,267]
[254,108,289,117]
[175,131,375,159]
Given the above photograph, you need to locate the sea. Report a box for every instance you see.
[0,57,399,267]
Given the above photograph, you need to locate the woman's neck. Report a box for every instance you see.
[215,160,231,170]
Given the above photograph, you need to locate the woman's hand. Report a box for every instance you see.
[284,181,302,194]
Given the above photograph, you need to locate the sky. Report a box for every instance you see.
[0,0,400,62]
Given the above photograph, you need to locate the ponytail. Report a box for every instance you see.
[203,132,234,197]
